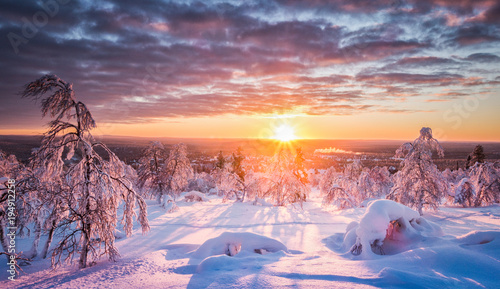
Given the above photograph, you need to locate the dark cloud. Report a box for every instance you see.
[464,53,500,62]
[356,73,464,86]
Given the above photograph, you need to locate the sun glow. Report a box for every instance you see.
[273,124,298,142]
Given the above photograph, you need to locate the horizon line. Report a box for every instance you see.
[1,133,499,144]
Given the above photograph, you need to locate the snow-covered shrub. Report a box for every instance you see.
[388,127,448,215]
[454,178,475,207]
[319,166,337,194]
[320,163,361,209]
[369,166,392,196]
[321,161,387,209]
[322,185,355,209]
[187,172,215,194]
[345,200,442,258]
[163,195,179,213]
[183,191,209,202]
[244,171,268,203]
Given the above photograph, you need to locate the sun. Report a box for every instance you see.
[273,124,298,142]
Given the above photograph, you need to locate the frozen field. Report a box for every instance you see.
[1,191,500,289]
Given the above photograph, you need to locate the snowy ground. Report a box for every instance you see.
[1,191,500,288]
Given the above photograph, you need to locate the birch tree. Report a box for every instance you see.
[21,75,149,268]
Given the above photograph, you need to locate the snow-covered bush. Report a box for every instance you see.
[183,191,209,202]
[187,172,215,194]
[319,166,337,194]
[345,200,442,258]
[388,127,447,215]
[321,161,388,209]
[369,166,392,196]
[322,185,355,209]
[454,178,475,207]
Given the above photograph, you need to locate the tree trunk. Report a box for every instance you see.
[27,221,42,259]
[79,222,90,269]
[0,216,9,253]
[41,221,56,259]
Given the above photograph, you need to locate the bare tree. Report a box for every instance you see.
[21,75,149,268]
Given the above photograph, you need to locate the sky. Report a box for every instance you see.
[0,0,499,141]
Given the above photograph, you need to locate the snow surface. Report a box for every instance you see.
[1,191,499,288]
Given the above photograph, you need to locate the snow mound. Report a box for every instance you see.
[196,250,287,273]
[183,190,209,202]
[345,199,443,258]
[162,195,179,213]
[190,232,288,263]
[456,230,500,247]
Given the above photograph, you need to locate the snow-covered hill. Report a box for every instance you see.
[2,191,500,288]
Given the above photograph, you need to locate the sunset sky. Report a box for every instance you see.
[0,0,499,141]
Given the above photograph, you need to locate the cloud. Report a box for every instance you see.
[0,0,499,128]
[464,53,500,62]
[356,73,464,86]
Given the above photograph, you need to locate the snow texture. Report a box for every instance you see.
[2,192,499,288]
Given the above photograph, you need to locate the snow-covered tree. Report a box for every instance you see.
[319,166,337,194]
[21,75,149,268]
[215,151,226,170]
[163,143,193,205]
[387,127,447,215]
[293,147,309,185]
[211,148,253,202]
[231,147,247,201]
[264,149,309,207]
[322,160,365,209]
[137,141,168,203]
[369,166,392,196]
[468,162,500,207]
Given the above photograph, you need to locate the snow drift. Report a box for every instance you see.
[190,232,288,262]
[344,200,443,257]
[189,232,289,273]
